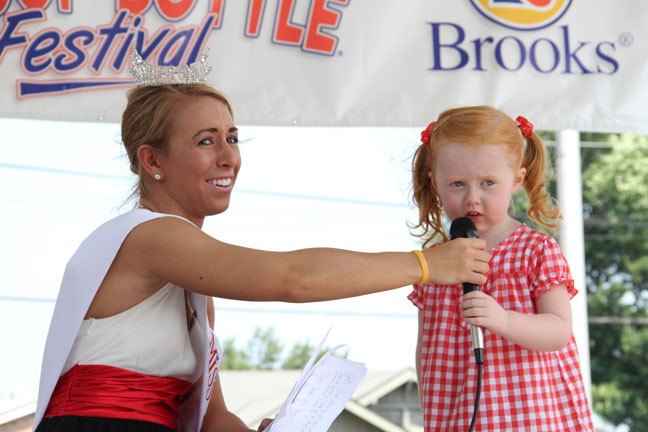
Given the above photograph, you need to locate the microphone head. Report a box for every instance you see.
[450,217,479,240]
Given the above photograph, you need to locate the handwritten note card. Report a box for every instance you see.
[266,329,368,432]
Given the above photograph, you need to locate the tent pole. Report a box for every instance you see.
[556,129,592,407]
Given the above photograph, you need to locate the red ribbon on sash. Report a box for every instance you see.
[44,364,193,431]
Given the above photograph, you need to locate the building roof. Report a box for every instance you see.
[219,370,301,427]
[219,368,420,430]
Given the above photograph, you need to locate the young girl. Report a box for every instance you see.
[408,106,593,431]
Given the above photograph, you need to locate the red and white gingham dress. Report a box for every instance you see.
[409,224,593,431]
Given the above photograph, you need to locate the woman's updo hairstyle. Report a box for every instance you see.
[121,83,233,201]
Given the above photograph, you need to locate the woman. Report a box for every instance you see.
[34,83,489,432]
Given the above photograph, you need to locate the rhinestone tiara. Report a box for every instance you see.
[130,49,212,87]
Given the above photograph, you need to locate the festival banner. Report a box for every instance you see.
[0,0,646,133]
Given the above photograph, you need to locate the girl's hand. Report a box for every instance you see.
[460,291,509,335]
[461,285,573,351]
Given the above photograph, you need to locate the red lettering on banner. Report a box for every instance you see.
[117,0,152,15]
[273,0,302,45]
[157,0,193,21]
[4,0,349,99]
[117,0,204,23]
[207,0,223,27]
[304,0,348,54]
[18,0,49,8]
[245,0,265,37]
[2,0,70,14]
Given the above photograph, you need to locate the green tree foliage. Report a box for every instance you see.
[281,340,348,370]
[509,132,648,429]
[583,134,648,299]
[281,340,318,370]
[220,328,349,371]
[581,134,648,430]
[246,327,285,370]
[219,328,283,370]
[220,336,251,370]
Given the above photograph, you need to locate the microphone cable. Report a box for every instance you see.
[468,344,484,432]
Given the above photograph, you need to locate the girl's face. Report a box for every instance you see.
[432,142,525,248]
[156,96,241,226]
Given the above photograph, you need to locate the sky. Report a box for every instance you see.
[0,117,426,405]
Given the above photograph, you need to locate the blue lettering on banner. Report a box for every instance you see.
[1,0,349,99]
[595,42,617,74]
[55,29,94,71]
[427,22,619,75]
[91,10,131,73]
[5,9,217,97]
[0,9,44,61]
[529,38,559,73]
[18,79,133,97]
[495,36,526,71]
[429,22,468,71]
[25,29,61,73]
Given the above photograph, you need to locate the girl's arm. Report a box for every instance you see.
[460,285,573,352]
[124,217,489,302]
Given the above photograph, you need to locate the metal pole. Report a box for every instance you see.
[556,129,592,406]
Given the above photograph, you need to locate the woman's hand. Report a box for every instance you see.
[257,418,273,431]
[460,291,509,335]
[423,238,489,286]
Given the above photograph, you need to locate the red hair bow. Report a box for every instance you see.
[516,116,533,138]
[420,122,435,145]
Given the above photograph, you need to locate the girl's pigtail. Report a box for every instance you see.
[521,133,561,230]
[411,144,446,247]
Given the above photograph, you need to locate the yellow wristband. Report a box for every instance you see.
[412,250,429,285]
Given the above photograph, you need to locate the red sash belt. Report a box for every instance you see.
[44,364,193,431]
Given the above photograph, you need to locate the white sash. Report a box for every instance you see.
[33,209,218,431]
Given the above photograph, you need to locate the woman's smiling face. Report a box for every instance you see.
[157,95,241,226]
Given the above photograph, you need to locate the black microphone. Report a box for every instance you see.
[450,217,484,365]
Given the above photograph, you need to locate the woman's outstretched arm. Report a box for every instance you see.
[126,217,489,302]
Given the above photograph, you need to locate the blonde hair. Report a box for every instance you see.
[411,105,561,247]
[121,83,233,201]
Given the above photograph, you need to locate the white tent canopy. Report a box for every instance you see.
[1,1,646,134]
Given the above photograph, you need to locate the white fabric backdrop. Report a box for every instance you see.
[0,0,646,133]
